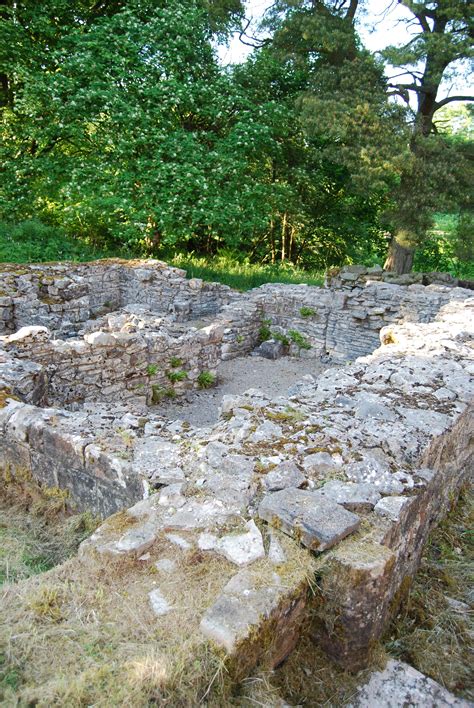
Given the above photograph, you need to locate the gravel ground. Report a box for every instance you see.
[158,355,335,428]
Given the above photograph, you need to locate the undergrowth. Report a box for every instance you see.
[170,252,325,291]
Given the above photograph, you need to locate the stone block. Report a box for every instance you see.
[314,480,381,511]
[349,659,470,707]
[258,488,360,551]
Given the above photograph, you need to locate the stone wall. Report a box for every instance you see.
[248,280,471,361]
[0,312,224,407]
[0,259,236,335]
[326,264,471,289]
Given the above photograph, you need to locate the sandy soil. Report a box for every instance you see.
[158,355,335,428]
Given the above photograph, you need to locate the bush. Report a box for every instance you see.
[197,371,216,389]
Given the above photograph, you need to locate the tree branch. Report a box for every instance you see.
[398,0,431,33]
[435,95,474,110]
[345,0,359,21]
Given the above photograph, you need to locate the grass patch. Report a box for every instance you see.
[0,528,312,706]
[0,219,129,264]
[0,473,99,586]
[384,487,473,699]
[170,253,325,291]
[197,371,216,389]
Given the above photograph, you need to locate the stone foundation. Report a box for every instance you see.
[0,258,473,680]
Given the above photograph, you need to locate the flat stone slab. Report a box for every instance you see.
[216,520,265,566]
[314,480,381,511]
[200,569,284,653]
[258,488,360,551]
[262,461,306,491]
[148,588,172,616]
[350,659,471,707]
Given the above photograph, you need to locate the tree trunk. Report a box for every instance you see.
[281,212,287,262]
[384,238,414,274]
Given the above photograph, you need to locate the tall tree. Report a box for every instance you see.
[260,0,408,259]
[382,0,473,273]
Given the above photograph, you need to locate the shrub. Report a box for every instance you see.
[258,318,272,343]
[197,371,216,389]
[166,370,187,383]
[288,329,311,351]
[299,306,316,318]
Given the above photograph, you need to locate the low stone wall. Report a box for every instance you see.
[326,264,470,289]
[248,280,471,361]
[0,311,224,407]
[0,259,236,335]
[1,290,466,670]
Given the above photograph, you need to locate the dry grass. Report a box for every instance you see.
[2,470,470,705]
[0,474,99,586]
[0,519,312,706]
[384,486,473,700]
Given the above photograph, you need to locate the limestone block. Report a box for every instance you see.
[314,480,381,512]
[215,520,265,566]
[262,461,306,491]
[200,567,308,672]
[254,339,285,360]
[258,488,360,551]
[164,498,238,531]
[349,659,470,708]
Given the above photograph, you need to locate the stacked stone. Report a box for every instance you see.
[0,262,473,678]
[0,314,224,407]
[219,299,263,359]
[0,259,237,336]
[327,264,463,289]
[248,280,471,362]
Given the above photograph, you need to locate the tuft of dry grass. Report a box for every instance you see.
[384,486,473,700]
[0,524,313,706]
[0,473,99,586]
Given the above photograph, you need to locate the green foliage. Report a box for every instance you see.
[0,220,117,263]
[273,332,290,346]
[197,371,216,388]
[151,383,177,403]
[166,369,188,383]
[146,364,158,377]
[0,0,471,275]
[169,357,183,368]
[171,253,324,290]
[258,319,273,343]
[414,213,474,279]
[288,329,311,350]
[299,306,316,318]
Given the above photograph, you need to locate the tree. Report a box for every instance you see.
[382,0,473,273]
[0,0,268,251]
[254,0,408,264]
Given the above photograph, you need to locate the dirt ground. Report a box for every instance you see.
[158,354,335,427]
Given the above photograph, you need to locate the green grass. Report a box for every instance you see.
[414,212,474,280]
[0,220,124,263]
[0,478,99,587]
[0,221,325,290]
[169,253,325,291]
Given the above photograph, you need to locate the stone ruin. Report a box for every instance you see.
[0,259,473,696]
